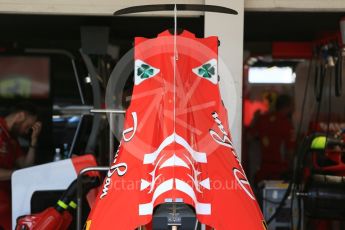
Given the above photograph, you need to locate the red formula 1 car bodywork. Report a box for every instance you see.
[87,30,265,230]
[11,154,99,230]
[15,207,73,230]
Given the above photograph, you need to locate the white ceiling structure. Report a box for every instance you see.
[0,0,345,15]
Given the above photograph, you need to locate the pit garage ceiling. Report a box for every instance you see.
[0,0,345,15]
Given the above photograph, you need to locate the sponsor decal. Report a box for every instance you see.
[100,144,128,199]
[122,112,137,142]
[192,59,218,84]
[134,60,160,85]
[100,111,136,198]
[209,112,240,164]
[209,112,233,148]
[210,112,255,200]
[233,168,255,200]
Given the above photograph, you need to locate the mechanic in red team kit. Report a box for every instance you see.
[0,103,42,230]
[251,94,295,182]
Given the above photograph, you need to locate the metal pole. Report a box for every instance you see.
[89,109,125,165]
[68,114,84,158]
[109,113,114,165]
[90,109,126,114]
[194,219,199,230]
[76,166,109,230]
[80,50,102,154]
[71,59,86,105]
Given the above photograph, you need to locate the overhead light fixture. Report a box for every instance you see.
[248,66,296,84]
[85,75,91,83]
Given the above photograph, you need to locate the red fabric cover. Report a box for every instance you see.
[87,30,265,230]
[15,207,70,230]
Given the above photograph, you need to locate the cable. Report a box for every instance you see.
[269,45,339,228]
[314,65,326,126]
[335,48,343,97]
[267,59,313,225]
[314,51,326,103]
[292,58,314,230]
[267,136,310,225]
[325,67,332,143]
[297,57,315,142]
[295,60,333,230]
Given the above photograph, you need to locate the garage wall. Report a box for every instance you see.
[205,0,244,159]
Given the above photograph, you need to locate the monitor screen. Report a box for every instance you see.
[0,56,50,98]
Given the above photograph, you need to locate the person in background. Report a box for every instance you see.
[0,103,42,230]
[250,94,295,182]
